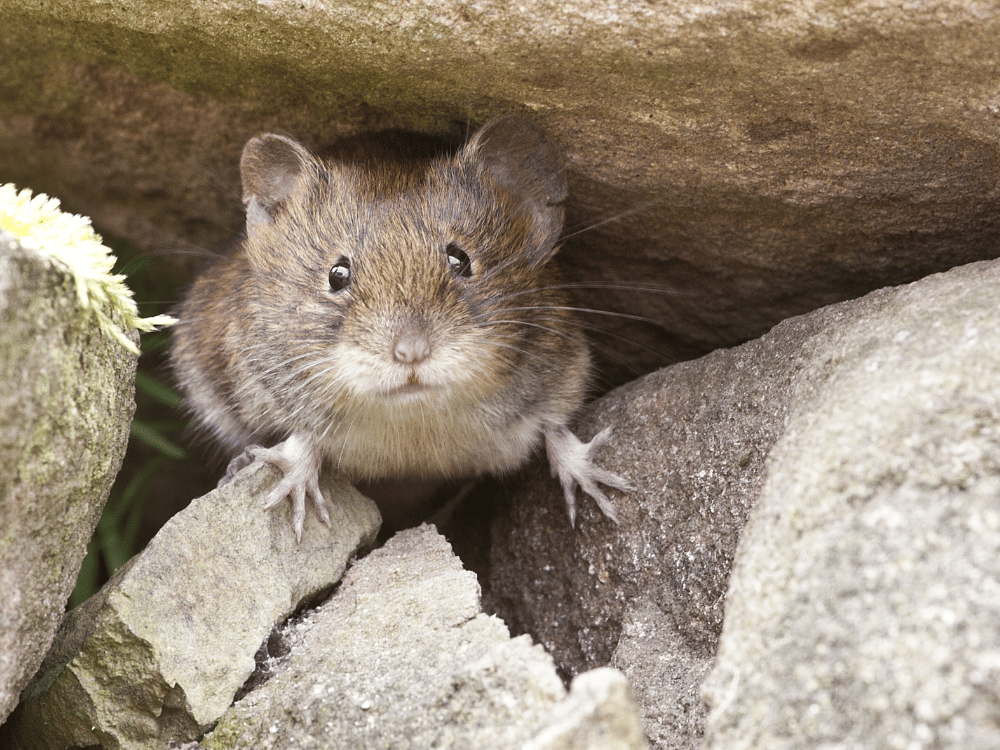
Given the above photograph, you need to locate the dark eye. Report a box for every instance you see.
[446,243,472,278]
[329,257,351,292]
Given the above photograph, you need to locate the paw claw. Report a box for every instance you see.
[562,487,578,528]
[307,480,331,527]
[589,426,613,450]
[261,480,292,510]
[589,488,620,524]
[219,445,261,487]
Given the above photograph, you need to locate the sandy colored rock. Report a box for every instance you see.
[701,257,1000,749]
[0,1,997,380]
[0,231,137,724]
[525,668,651,750]
[205,525,648,750]
[1,464,380,749]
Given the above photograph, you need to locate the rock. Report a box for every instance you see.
[486,280,812,747]
[701,257,1000,749]
[0,464,380,749]
[204,525,648,749]
[611,599,714,750]
[487,256,1000,749]
[2,1,998,380]
[525,668,651,750]
[0,230,137,724]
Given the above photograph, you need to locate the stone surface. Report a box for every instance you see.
[611,599,713,750]
[486,256,1000,749]
[524,668,651,750]
[0,464,380,749]
[0,231,137,724]
[485,284,812,747]
[701,258,1000,749]
[205,525,648,749]
[1,0,998,382]
[4,2,999,742]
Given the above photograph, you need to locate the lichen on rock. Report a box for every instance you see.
[0,201,147,724]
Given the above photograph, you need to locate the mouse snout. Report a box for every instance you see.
[393,320,433,365]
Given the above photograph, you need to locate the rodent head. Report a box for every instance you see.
[235,117,575,441]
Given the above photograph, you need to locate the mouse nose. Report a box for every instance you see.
[393,323,432,364]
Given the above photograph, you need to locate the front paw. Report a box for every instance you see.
[544,425,633,526]
[239,434,330,541]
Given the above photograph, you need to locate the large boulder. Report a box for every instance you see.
[0,0,997,379]
[700,257,1000,749]
[0,228,138,724]
[486,256,1000,749]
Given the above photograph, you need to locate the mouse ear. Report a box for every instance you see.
[462,118,568,265]
[240,134,316,231]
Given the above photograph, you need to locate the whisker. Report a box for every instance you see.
[479,318,578,339]
[559,201,660,241]
[337,409,363,471]
[480,280,688,310]
[490,311,673,368]
[476,304,664,327]
[480,340,566,379]
[473,323,587,377]
[295,360,345,394]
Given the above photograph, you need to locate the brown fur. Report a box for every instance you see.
[171,119,592,488]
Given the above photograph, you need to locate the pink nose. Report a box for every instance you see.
[394,327,432,364]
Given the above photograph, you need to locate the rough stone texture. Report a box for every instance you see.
[1,1,998,381]
[0,464,380,749]
[487,257,1000,749]
[701,258,1000,749]
[205,525,648,750]
[525,668,651,750]
[611,599,714,750]
[486,286,809,747]
[0,230,137,725]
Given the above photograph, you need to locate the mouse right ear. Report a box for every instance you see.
[240,134,316,231]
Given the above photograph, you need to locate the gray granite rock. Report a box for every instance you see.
[611,599,713,750]
[525,668,651,750]
[701,258,1000,749]
[489,257,1000,749]
[487,280,813,748]
[0,231,137,724]
[1,1,998,379]
[205,525,648,750]
[1,464,380,749]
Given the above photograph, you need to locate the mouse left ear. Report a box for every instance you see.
[240,134,317,233]
[462,118,568,265]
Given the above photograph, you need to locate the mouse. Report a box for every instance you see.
[170,116,631,539]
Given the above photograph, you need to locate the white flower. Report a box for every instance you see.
[0,183,176,354]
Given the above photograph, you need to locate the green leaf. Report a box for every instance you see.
[69,536,102,609]
[98,522,133,575]
[130,418,186,459]
[139,330,173,354]
[117,454,167,513]
[135,370,183,408]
